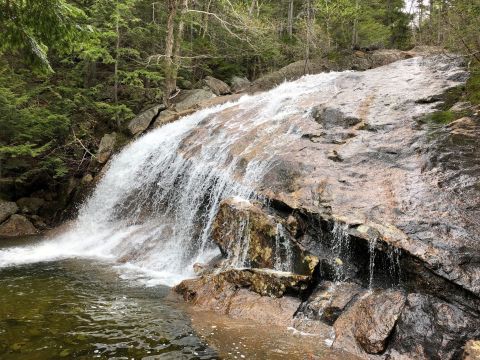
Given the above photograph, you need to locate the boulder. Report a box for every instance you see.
[0,214,38,237]
[16,197,45,214]
[354,290,406,354]
[231,76,251,93]
[333,289,406,357]
[153,109,182,128]
[174,89,216,112]
[464,340,480,360]
[174,269,303,327]
[96,132,117,164]
[203,76,231,96]
[368,49,413,67]
[386,293,480,360]
[0,199,18,223]
[127,104,165,135]
[296,281,365,325]
[211,197,318,275]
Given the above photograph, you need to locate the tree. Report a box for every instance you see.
[0,0,84,71]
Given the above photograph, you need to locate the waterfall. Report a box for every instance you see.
[0,71,343,285]
[0,56,464,286]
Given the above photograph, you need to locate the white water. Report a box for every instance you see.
[0,56,464,286]
[0,72,342,286]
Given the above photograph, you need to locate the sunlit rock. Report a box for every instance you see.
[211,197,319,276]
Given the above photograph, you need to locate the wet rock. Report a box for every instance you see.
[0,214,38,237]
[354,290,406,354]
[16,197,45,214]
[312,106,361,129]
[333,289,406,357]
[327,149,344,162]
[218,268,310,297]
[0,199,18,223]
[231,76,251,93]
[464,340,480,360]
[211,197,318,275]
[446,117,477,137]
[174,269,303,326]
[96,132,117,164]
[203,76,231,96]
[297,281,365,325]
[386,293,480,360]
[128,104,165,135]
[174,89,216,112]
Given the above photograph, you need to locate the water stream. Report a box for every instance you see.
[0,55,467,358]
[0,70,345,285]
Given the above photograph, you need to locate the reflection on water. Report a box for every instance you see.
[0,239,354,360]
[0,258,217,360]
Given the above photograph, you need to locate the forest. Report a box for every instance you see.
[0,0,479,206]
[1,2,480,359]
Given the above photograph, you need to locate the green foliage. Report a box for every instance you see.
[423,111,457,124]
[0,0,85,71]
[466,66,480,105]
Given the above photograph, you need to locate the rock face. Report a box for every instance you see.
[0,214,38,237]
[96,132,117,164]
[0,200,18,223]
[211,197,318,276]
[127,104,165,135]
[203,76,231,96]
[164,54,480,360]
[386,293,480,359]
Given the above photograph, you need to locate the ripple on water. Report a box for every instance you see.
[0,259,218,360]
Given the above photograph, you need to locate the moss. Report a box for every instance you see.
[466,65,480,105]
[440,85,465,110]
[421,110,457,125]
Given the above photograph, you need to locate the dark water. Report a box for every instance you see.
[0,238,354,360]
[0,258,217,360]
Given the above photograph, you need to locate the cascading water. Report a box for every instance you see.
[0,55,464,287]
[0,71,343,285]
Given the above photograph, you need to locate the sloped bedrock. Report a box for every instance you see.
[200,195,480,359]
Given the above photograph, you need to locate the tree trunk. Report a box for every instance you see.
[352,0,359,48]
[201,0,212,38]
[163,0,177,106]
[114,1,120,127]
[304,0,312,74]
[249,0,258,17]
[287,0,294,39]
